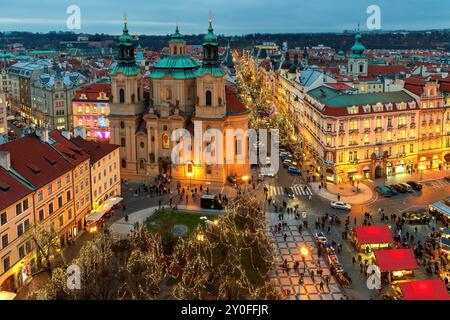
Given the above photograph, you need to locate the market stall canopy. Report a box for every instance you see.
[375,249,418,272]
[87,196,123,223]
[441,228,450,236]
[399,279,450,300]
[354,225,394,244]
[440,237,450,248]
[0,291,16,300]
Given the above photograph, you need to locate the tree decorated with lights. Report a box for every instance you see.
[169,196,280,300]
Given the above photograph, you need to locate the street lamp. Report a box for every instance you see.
[186,162,194,189]
[418,164,426,184]
[298,245,309,272]
[353,174,362,192]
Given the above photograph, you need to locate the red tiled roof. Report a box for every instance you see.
[0,136,73,189]
[375,249,418,272]
[0,166,33,210]
[49,130,90,166]
[325,82,352,91]
[73,83,111,101]
[354,225,394,245]
[226,84,249,115]
[71,137,119,164]
[367,65,410,77]
[399,280,450,300]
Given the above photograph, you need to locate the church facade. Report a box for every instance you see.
[109,19,251,186]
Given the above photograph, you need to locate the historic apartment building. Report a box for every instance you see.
[72,83,111,141]
[268,34,450,184]
[30,70,87,130]
[110,19,250,185]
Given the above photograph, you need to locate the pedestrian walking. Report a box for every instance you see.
[319,281,324,292]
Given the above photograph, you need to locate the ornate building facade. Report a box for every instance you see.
[110,19,250,185]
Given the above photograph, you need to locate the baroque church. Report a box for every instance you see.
[109,18,251,185]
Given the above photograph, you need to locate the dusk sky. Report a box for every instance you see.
[0,0,448,35]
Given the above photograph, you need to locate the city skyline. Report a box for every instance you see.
[0,0,449,35]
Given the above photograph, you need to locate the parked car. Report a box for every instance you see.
[314,232,328,244]
[406,181,423,191]
[399,183,413,192]
[402,211,430,224]
[285,187,295,198]
[390,184,407,193]
[375,185,393,197]
[282,159,292,168]
[330,201,351,211]
[287,166,301,175]
[385,185,398,195]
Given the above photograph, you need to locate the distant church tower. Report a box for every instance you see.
[347,33,368,77]
[109,16,144,178]
[194,16,227,119]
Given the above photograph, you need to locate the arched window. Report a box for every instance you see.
[205,90,212,106]
[139,159,145,170]
[120,121,125,129]
[359,63,364,73]
[163,87,172,101]
[121,159,126,168]
[137,87,140,100]
[162,133,170,149]
[174,46,177,55]
[119,89,125,103]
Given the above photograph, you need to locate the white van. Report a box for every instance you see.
[400,183,413,192]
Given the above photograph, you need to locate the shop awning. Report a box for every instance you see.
[374,249,418,272]
[0,291,16,300]
[399,280,450,300]
[431,201,450,218]
[347,167,358,173]
[362,166,370,172]
[442,228,450,236]
[87,196,123,223]
[354,226,394,245]
[440,237,450,248]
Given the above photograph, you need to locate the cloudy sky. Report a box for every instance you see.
[0,0,448,35]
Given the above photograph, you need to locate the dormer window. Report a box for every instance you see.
[347,106,359,115]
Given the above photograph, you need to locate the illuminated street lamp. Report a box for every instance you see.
[186,162,194,189]
[418,164,427,184]
[298,245,309,272]
[353,174,362,192]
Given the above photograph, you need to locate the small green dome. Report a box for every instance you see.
[203,19,218,45]
[169,25,185,43]
[351,33,365,54]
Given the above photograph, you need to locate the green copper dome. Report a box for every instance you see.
[203,19,218,45]
[351,33,366,54]
[169,25,186,43]
[118,21,135,45]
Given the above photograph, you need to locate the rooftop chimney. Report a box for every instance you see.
[61,131,71,140]
[0,151,11,171]
[74,126,87,140]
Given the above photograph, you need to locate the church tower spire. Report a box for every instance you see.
[202,12,219,67]
[169,22,186,56]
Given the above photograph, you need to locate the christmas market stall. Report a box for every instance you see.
[374,248,419,283]
[398,279,450,300]
[352,225,394,253]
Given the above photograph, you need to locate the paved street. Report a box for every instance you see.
[268,223,345,300]
[260,159,450,299]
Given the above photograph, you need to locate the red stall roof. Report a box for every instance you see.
[400,280,450,300]
[354,226,394,245]
[375,249,418,272]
